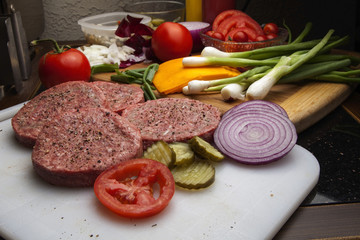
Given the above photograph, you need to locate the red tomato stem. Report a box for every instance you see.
[31,38,71,54]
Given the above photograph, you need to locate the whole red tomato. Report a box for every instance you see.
[35,39,91,89]
[151,22,193,62]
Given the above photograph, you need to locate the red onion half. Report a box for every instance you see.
[179,22,211,53]
[222,100,288,119]
[214,101,297,165]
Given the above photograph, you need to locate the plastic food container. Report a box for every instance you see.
[78,12,151,46]
[124,1,185,26]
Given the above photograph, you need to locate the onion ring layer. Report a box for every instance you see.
[215,101,297,165]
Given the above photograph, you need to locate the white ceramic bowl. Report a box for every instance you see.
[78,12,152,46]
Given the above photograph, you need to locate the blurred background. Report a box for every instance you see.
[5,0,360,50]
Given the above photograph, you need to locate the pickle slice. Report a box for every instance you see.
[188,136,224,162]
[169,142,195,166]
[143,141,175,168]
[171,159,215,189]
[151,18,165,27]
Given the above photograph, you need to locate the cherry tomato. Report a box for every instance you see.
[151,22,193,62]
[266,33,278,40]
[94,158,175,218]
[205,30,214,37]
[36,39,91,89]
[212,32,225,41]
[255,35,267,42]
[205,31,224,41]
[212,10,249,31]
[232,31,248,42]
[217,15,264,38]
[263,23,279,35]
[225,27,257,42]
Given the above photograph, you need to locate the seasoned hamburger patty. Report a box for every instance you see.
[32,107,143,187]
[92,81,145,114]
[121,98,221,148]
[11,81,108,147]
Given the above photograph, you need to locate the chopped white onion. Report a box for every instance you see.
[77,43,145,67]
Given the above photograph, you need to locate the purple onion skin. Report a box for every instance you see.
[179,22,211,53]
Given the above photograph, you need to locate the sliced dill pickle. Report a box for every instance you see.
[169,142,195,166]
[143,141,175,168]
[171,159,215,189]
[188,136,224,162]
[151,18,165,26]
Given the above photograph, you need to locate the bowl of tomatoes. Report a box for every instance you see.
[200,10,288,52]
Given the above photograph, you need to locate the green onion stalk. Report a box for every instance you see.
[183,66,271,94]
[246,28,334,100]
[181,22,360,101]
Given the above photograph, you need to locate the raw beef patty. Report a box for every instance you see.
[32,107,143,187]
[122,98,221,148]
[12,81,108,147]
[92,81,145,114]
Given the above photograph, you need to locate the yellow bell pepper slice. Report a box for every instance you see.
[153,57,240,95]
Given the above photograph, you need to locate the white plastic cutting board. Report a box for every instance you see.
[0,106,320,240]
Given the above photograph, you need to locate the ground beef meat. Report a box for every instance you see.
[121,98,221,148]
[92,81,144,114]
[32,107,143,187]
[11,81,108,147]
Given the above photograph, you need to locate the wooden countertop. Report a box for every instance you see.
[1,41,359,239]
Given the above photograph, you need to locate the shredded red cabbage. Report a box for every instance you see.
[115,15,156,66]
[115,19,131,37]
[124,34,147,55]
[119,59,141,68]
[115,15,153,38]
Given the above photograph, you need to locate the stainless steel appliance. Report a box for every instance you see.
[1,0,32,98]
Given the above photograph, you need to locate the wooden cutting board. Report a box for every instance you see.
[92,63,356,133]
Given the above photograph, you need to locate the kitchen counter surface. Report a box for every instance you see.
[1,41,359,239]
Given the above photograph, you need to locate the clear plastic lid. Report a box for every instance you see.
[78,12,152,36]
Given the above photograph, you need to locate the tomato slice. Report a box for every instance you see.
[212,10,249,31]
[94,158,175,218]
[217,15,264,39]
